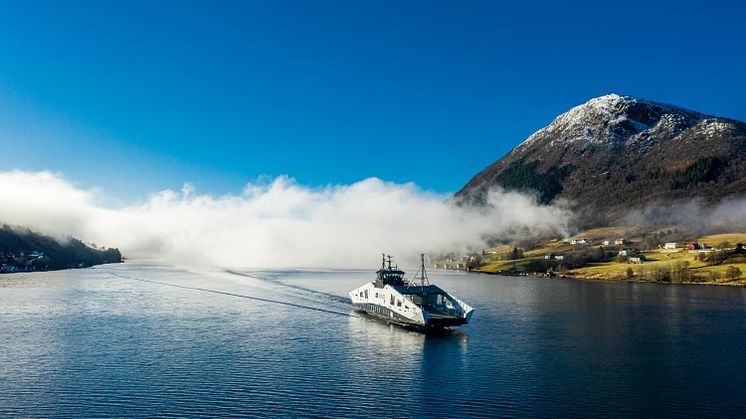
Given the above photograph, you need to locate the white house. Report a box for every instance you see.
[664,242,678,249]
[618,248,636,256]
[630,256,645,263]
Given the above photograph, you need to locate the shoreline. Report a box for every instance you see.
[474,269,746,287]
[0,261,124,276]
[473,231,746,288]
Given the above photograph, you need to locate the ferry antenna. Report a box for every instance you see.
[420,253,429,289]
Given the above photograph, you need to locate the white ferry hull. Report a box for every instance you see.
[352,302,425,327]
[349,282,473,330]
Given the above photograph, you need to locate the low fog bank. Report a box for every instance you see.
[619,197,746,237]
[0,170,570,268]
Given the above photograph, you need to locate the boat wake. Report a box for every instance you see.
[108,271,353,317]
[225,269,352,305]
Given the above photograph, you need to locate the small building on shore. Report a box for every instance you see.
[618,248,636,256]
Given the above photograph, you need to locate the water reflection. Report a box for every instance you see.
[346,313,469,351]
[344,312,473,415]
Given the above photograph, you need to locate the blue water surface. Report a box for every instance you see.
[1,262,745,417]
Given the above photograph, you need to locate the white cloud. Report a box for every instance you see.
[0,170,571,268]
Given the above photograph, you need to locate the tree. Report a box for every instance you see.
[508,247,523,260]
[597,246,606,260]
[626,267,634,279]
[726,266,742,281]
[650,267,670,282]
[638,239,648,251]
[670,156,724,189]
[670,260,690,283]
[466,255,483,271]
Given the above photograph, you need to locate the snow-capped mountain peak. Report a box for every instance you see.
[517,94,734,150]
[457,94,746,226]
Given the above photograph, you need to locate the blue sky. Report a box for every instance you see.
[0,0,744,203]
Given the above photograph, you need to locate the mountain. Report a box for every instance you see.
[0,225,122,272]
[456,94,746,226]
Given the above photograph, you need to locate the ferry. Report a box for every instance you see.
[349,254,474,330]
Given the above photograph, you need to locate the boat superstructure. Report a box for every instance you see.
[349,254,474,330]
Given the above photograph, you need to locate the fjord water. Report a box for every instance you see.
[1,263,745,417]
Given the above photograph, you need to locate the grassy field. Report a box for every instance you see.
[478,257,542,273]
[698,233,746,247]
[567,226,637,240]
[476,229,746,286]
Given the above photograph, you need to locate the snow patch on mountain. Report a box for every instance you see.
[515,94,733,152]
[698,119,737,138]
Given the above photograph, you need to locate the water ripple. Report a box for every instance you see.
[0,263,745,416]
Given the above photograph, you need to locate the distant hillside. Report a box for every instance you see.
[475,227,746,286]
[0,225,122,273]
[456,94,746,227]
